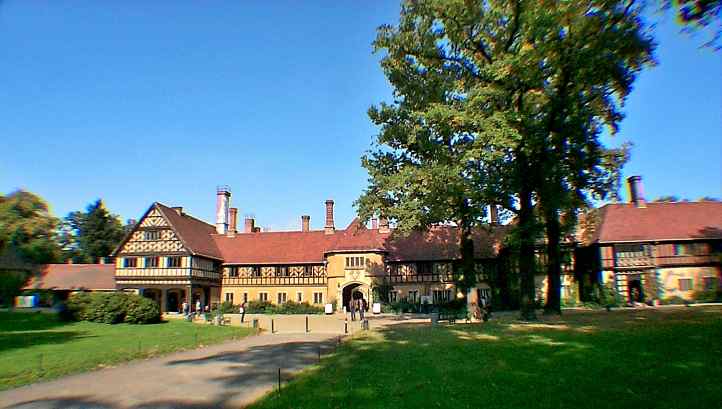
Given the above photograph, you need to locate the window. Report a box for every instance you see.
[225,293,234,303]
[297,292,303,302]
[478,288,491,300]
[144,230,161,241]
[144,257,159,268]
[673,244,688,256]
[703,277,717,291]
[433,290,452,304]
[408,290,418,303]
[243,292,248,303]
[389,291,398,303]
[417,262,433,275]
[615,244,645,258]
[345,256,365,269]
[228,267,239,278]
[304,265,313,276]
[259,292,268,302]
[678,278,693,291]
[123,257,137,268]
[277,266,289,277]
[167,256,182,268]
[313,292,324,304]
[251,266,261,277]
[277,292,287,304]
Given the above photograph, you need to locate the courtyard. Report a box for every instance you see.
[250,306,722,409]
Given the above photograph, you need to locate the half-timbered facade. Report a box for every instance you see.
[586,177,722,303]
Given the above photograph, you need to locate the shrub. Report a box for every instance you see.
[438,298,467,317]
[273,301,324,315]
[659,296,687,305]
[65,291,160,324]
[599,283,623,307]
[215,301,238,314]
[124,295,161,324]
[692,289,720,303]
[244,300,274,314]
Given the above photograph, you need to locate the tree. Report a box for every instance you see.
[358,0,654,320]
[61,200,124,263]
[665,0,721,49]
[0,190,62,305]
[654,195,682,202]
[0,190,61,264]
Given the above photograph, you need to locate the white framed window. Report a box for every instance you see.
[313,292,324,304]
[678,278,693,291]
[144,230,161,241]
[123,257,137,268]
[277,292,287,304]
[345,256,365,269]
[296,292,303,302]
[408,290,418,303]
[259,292,268,302]
[225,293,234,303]
[389,291,398,303]
[144,256,159,268]
[167,256,182,268]
[243,292,248,303]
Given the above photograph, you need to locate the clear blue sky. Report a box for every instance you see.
[1,2,720,231]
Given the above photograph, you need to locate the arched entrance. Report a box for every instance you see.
[342,283,368,311]
[166,289,186,313]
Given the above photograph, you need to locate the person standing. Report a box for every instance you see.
[349,298,356,321]
[182,301,188,317]
[240,301,247,323]
[358,298,365,321]
[195,299,201,318]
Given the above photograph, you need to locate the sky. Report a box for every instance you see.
[1,1,720,231]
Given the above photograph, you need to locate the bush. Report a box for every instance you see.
[599,283,623,307]
[215,301,238,314]
[659,296,687,305]
[65,292,160,324]
[692,289,721,303]
[125,296,161,324]
[243,300,324,314]
[438,298,468,317]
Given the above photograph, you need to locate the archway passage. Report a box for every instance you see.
[342,283,365,311]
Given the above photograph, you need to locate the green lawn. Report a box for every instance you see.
[251,306,722,409]
[0,311,254,390]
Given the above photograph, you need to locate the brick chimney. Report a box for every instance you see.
[244,217,255,233]
[228,208,238,235]
[627,176,646,208]
[371,217,378,229]
[379,216,390,234]
[489,205,499,225]
[215,186,231,234]
[301,215,310,232]
[324,200,335,234]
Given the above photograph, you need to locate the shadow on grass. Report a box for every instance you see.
[0,330,92,353]
[0,311,67,332]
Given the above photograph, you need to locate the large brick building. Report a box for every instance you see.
[110,187,510,313]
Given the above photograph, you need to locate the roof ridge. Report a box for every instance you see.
[156,202,216,229]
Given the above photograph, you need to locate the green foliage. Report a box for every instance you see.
[599,282,624,307]
[64,292,160,324]
[60,199,124,263]
[659,296,688,305]
[0,190,61,264]
[215,301,238,314]
[0,270,32,307]
[692,289,721,303]
[244,300,324,315]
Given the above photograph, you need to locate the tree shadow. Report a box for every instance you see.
[0,311,67,332]
[0,330,92,354]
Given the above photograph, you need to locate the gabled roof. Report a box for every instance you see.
[156,203,222,260]
[592,201,722,243]
[25,264,116,291]
[213,230,337,264]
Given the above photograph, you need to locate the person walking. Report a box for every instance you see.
[182,301,188,317]
[240,301,247,323]
[358,298,365,321]
[195,299,201,318]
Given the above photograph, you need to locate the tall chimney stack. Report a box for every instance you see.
[371,217,378,230]
[627,176,646,208]
[324,200,335,234]
[489,205,499,225]
[379,216,390,234]
[215,186,231,234]
[301,215,310,232]
[228,208,238,235]
[244,217,255,233]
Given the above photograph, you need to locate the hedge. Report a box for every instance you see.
[63,292,160,324]
[242,300,324,315]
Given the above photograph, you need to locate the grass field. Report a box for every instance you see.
[0,311,254,390]
[251,306,722,409]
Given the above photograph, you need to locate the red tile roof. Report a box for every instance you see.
[25,264,116,291]
[212,223,509,264]
[593,201,722,243]
[156,203,223,260]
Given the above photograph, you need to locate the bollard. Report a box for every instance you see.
[277,367,281,395]
[271,318,275,334]
[305,315,309,333]
[344,321,348,334]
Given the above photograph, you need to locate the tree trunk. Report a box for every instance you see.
[457,198,476,296]
[518,181,537,321]
[544,208,562,315]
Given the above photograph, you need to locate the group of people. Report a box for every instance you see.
[347,297,367,321]
[180,299,207,319]
[471,296,492,322]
